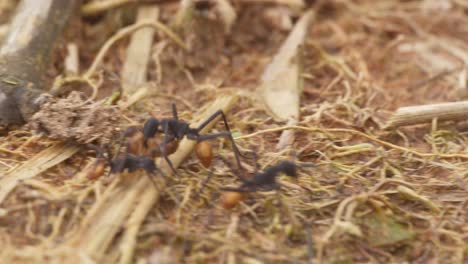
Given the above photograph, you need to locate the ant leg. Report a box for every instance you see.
[252,151,260,174]
[193,169,214,200]
[85,144,105,157]
[155,167,167,178]
[195,110,247,172]
[171,102,178,120]
[196,110,227,131]
[159,126,179,176]
[263,182,281,191]
[216,155,250,184]
[220,186,254,193]
[145,172,160,189]
[85,144,112,175]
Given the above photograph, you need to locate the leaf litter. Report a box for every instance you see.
[0,1,467,263]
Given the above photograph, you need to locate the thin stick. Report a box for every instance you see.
[120,6,159,95]
[385,101,468,128]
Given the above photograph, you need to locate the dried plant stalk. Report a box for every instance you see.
[385,101,468,128]
[0,24,9,41]
[121,6,159,95]
[82,0,138,16]
[64,43,79,75]
[60,95,238,263]
[173,0,194,28]
[0,143,80,204]
[215,0,237,33]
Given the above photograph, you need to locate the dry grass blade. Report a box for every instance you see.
[59,95,238,263]
[0,143,80,205]
[397,185,440,213]
[385,101,468,128]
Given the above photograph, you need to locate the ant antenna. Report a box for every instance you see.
[251,151,260,174]
[145,171,164,189]
[216,155,249,182]
[193,168,215,200]
[171,102,178,120]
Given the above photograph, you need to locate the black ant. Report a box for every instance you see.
[221,161,304,193]
[120,103,244,175]
[86,144,165,188]
[218,156,314,209]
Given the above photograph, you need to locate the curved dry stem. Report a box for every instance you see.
[85,21,187,80]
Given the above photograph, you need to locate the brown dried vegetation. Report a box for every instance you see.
[0,1,467,263]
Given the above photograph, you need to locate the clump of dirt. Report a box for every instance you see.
[27,91,119,145]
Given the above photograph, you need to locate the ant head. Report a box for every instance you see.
[279,161,298,177]
[143,118,160,142]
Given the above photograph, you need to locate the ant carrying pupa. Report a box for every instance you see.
[85,144,166,188]
[116,102,244,175]
[218,153,315,209]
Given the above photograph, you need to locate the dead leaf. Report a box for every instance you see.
[258,9,314,121]
[360,214,415,247]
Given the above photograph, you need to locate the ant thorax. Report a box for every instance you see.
[110,157,127,173]
[160,119,186,139]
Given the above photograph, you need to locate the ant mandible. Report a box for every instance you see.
[86,144,165,188]
[141,103,244,175]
